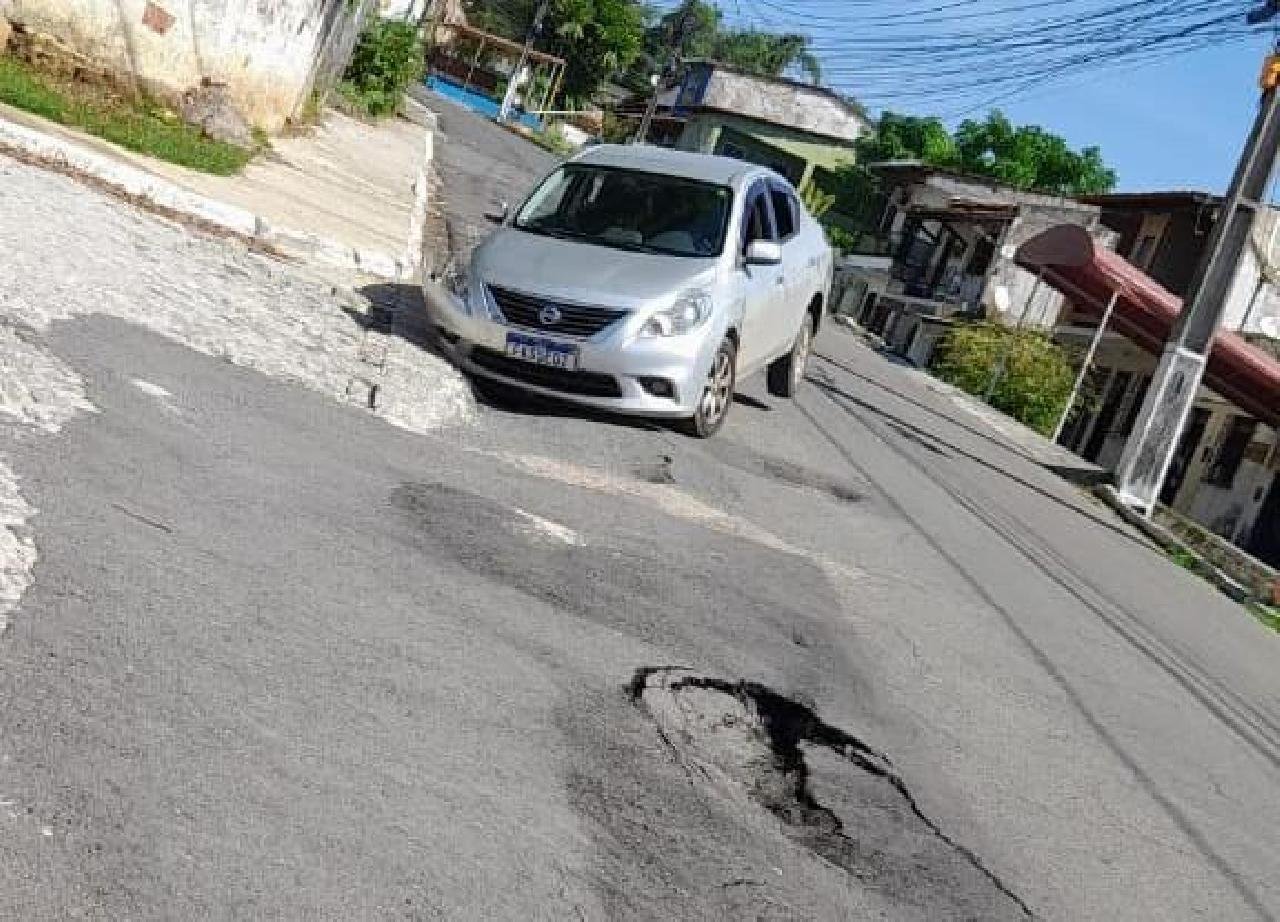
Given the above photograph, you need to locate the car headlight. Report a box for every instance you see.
[448,269,495,318]
[639,290,714,338]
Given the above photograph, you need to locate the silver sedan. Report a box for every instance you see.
[424,144,834,436]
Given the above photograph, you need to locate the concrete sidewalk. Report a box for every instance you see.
[830,315,1108,485]
[0,102,431,280]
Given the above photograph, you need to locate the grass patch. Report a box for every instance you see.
[0,55,253,175]
[1246,601,1280,633]
[528,123,575,156]
[1167,546,1201,572]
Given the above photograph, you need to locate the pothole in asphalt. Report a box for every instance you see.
[632,454,676,485]
[629,667,1034,919]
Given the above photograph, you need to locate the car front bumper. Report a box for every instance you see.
[423,280,719,418]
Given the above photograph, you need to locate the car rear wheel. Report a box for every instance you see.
[767,312,815,399]
[682,337,736,438]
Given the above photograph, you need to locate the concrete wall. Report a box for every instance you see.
[378,0,425,21]
[5,0,370,132]
[1184,416,1277,545]
[676,61,867,144]
[1221,206,1280,337]
[676,112,855,187]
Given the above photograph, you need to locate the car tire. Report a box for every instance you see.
[767,312,815,399]
[681,336,737,438]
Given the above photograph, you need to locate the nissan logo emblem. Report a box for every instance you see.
[538,304,562,325]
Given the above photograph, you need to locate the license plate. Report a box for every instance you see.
[504,332,579,370]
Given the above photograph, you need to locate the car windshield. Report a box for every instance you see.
[514,164,732,258]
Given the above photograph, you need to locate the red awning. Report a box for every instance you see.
[1016,224,1280,428]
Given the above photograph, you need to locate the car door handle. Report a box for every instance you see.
[775,276,786,286]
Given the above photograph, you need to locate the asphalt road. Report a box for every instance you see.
[1,106,1278,920]
[412,87,560,264]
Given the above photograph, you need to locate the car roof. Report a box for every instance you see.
[569,144,767,188]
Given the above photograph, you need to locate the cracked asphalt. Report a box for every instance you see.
[1,105,1279,920]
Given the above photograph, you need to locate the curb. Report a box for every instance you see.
[1092,485,1256,603]
[829,315,1109,485]
[0,111,428,282]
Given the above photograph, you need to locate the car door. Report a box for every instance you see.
[735,179,784,373]
[766,180,811,354]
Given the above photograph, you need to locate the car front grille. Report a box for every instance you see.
[488,286,628,339]
[470,347,624,399]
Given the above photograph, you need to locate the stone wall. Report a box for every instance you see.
[3,0,371,133]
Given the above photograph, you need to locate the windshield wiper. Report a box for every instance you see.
[518,224,586,241]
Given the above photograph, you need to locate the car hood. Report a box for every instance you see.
[473,228,720,308]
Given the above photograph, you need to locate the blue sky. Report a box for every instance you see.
[685,0,1277,194]
[994,35,1274,193]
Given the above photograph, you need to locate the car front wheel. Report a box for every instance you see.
[767,312,815,398]
[682,337,736,438]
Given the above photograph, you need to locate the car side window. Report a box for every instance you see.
[769,186,797,240]
[740,183,777,257]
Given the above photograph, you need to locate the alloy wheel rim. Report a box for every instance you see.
[793,322,811,390]
[703,350,733,423]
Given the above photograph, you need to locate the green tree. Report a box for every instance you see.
[854,111,957,166]
[852,108,1116,196]
[545,0,645,105]
[465,0,644,105]
[635,1,821,85]
[951,111,1115,196]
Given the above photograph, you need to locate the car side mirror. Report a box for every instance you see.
[484,201,509,224]
[745,240,782,266]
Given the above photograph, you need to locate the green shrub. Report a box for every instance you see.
[931,322,1078,437]
[600,111,634,144]
[339,21,423,118]
[823,223,857,254]
[536,123,575,155]
[1246,601,1280,632]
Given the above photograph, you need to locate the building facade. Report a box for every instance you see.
[3,0,369,133]
[669,61,867,190]
[1052,192,1280,567]
[842,162,1108,364]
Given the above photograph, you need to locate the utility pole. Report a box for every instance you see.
[499,0,550,123]
[635,0,696,143]
[1113,24,1280,514]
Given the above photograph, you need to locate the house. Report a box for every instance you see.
[1018,195,1280,570]
[842,162,1108,365]
[1,0,368,133]
[663,60,868,189]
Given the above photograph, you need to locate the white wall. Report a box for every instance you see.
[697,67,867,143]
[7,0,369,132]
[378,0,425,20]
[1222,206,1280,337]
